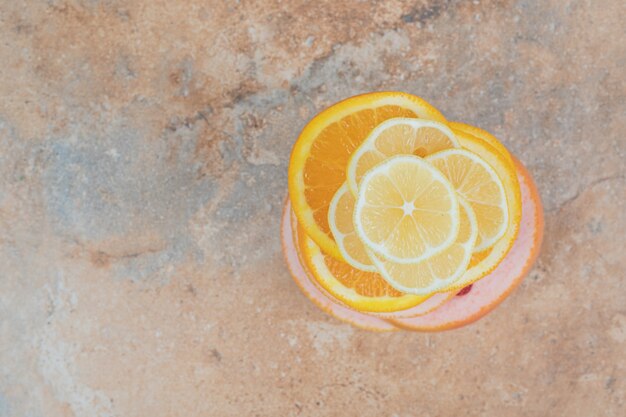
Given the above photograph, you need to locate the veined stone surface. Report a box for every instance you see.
[0,1,624,416]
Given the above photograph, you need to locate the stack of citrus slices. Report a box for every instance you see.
[282,92,543,331]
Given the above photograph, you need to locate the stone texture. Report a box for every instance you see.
[0,0,624,416]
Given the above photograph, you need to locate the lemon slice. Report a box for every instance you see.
[354,155,460,263]
[442,130,522,290]
[328,183,377,272]
[426,149,508,252]
[347,118,458,195]
[449,121,514,170]
[289,92,446,260]
[369,198,478,295]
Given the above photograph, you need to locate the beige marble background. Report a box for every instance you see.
[0,1,624,416]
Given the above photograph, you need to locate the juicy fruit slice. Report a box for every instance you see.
[444,131,522,290]
[387,159,543,331]
[369,198,478,295]
[449,121,514,170]
[469,248,491,268]
[289,92,446,260]
[328,183,376,271]
[426,149,508,252]
[347,118,458,195]
[299,223,433,313]
[292,194,455,319]
[373,292,455,319]
[354,155,460,263]
[281,158,542,332]
[281,201,397,331]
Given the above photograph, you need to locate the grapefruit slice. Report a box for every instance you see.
[281,199,397,331]
[387,159,543,331]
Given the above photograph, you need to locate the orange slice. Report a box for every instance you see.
[469,248,491,268]
[347,118,458,195]
[281,200,397,331]
[299,222,433,313]
[288,92,446,260]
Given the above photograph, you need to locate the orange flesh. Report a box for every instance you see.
[303,106,417,239]
[297,222,403,298]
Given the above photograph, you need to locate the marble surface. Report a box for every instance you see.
[0,1,624,416]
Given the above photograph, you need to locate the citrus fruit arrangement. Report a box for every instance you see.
[282,92,543,331]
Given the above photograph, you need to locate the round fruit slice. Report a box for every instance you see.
[293,195,455,320]
[328,183,377,272]
[289,92,446,260]
[354,155,460,263]
[426,148,508,252]
[443,131,522,290]
[369,197,478,295]
[387,159,543,331]
[372,292,455,319]
[299,225,434,313]
[281,200,397,331]
[347,118,459,195]
[469,248,491,268]
[449,121,514,169]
